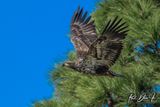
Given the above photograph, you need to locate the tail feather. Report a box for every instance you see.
[107,70,125,77]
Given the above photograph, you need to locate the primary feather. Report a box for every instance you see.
[71,7,97,61]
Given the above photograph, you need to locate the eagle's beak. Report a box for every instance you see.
[62,61,74,67]
[62,63,69,67]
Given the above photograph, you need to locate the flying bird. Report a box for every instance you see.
[63,7,128,77]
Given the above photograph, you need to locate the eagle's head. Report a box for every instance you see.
[62,61,76,69]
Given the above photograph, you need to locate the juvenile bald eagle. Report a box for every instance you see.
[63,7,128,77]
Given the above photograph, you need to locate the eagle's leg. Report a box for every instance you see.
[90,59,125,77]
[94,65,124,77]
[78,66,122,77]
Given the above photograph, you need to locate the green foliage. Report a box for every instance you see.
[34,0,160,106]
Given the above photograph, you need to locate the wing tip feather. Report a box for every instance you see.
[72,6,92,25]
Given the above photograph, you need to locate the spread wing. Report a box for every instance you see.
[71,7,97,59]
[90,17,128,67]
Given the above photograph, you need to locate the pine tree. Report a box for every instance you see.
[34,0,160,107]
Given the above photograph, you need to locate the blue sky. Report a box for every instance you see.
[0,0,99,107]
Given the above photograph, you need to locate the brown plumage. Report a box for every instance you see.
[71,7,97,63]
[63,7,128,77]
